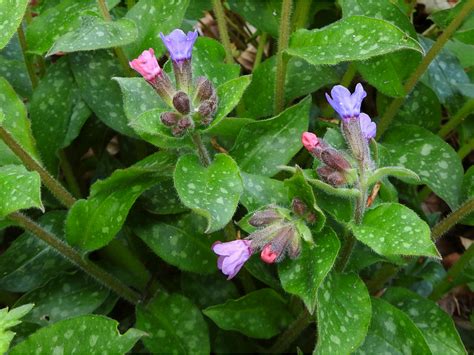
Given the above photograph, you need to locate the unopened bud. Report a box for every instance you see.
[198,99,217,118]
[173,91,190,114]
[195,76,215,101]
[288,236,301,259]
[320,148,351,172]
[291,198,307,216]
[261,245,278,264]
[177,117,191,129]
[317,166,346,186]
[160,112,179,126]
[249,209,281,227]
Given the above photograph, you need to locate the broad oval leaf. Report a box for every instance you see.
[278,227,340,313]
[203,288,293,339]
[351,203,439,258]
[384,287,466,354]
[287,16,422,66]
[10,315,145,354]
[355,298,431,354]
[240,172,288,212]
[0,0,29,50]
[230,97,310,176]
[136,293,210,354]
[382,124,464,209]
[0,165,43,217]
[174,153,243,233]
[228,0,281,38]
[315,273,371,354]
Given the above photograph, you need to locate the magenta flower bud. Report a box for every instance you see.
[212,240,252,279]
[359,113,376,140]
[302,132,319,151]
[325,83,367,121]
[160,29,198,62]
[173,91,190,114]
[320,148,352,172]
[261,245,278,264]
[129,48,162,81]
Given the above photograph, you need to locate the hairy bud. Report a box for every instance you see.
[291,198,307,216]
[317,166,346,186]
[198,98,217,118]
[172,91,190,114]
[320,148,352,172]
[249,209,282,227]
[160,112,180,126]
[195,76,215,101]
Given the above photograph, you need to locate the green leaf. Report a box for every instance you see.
[0,77,39,166]
[461,166,474,225]
[384,287,466,354]
[377,82,441,131]
[367,166,420,186]
[203,289,293,339]
[431,0,474,45]
[287,16,422,66]
[0,54,32,99]
[136,293,210,354]
[240,172,288,211]
[47,15,138,56]
[174,153,243,233]
[25,0,119,55]
[315,273,371,354]
[0,304,34,354]
[242,56,338,118]
[69,50,135,136]
[15,273,108,327]
[231,97,310,176]
[278,227,340,313]
[382,124,464,209]
[0,165,42,217]
[0,0,29,50]
[10,315,145,354]
[124,0,190,58]
[66,151,177,251]
[140,179,187,215]
[351,203,439,258]
[356,299,431,354]
[203,75,251,131]
[134,213,219,274]
[0,211,71,292]
[227,0,281,38]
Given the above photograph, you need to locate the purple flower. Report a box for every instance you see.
[359,113,376,140]
[325,83,367,120]
[212,240,252,279]
[160,29,198,62]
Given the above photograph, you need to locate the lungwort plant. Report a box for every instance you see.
[0,0,473,353]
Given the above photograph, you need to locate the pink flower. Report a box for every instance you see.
[129,48,162,81]
[359,113,377,140]
[212,240,252,279]
[301,132,320,151]
[260,245,278,264]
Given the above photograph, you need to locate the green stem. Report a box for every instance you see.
[366,264,400,293]
[274,0,293,115]
[126,0,135,9]
[8,212,141,305]
[292,0,312,30]
[340,62,357,88]
[429,244,474,301]
[253,32,268,71]
[17,22,38,88]
[438,98,474,138]
[431,197,474,241]
[376,0,474,139]
[212,0,234,64]
[191,132,212,167]
[0,126,76,208]
[59,150,82,199]
[268,309,312,353]
[458,138,474,160]
[96,0,133,76]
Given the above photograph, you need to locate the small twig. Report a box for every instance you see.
[210,137,228,154]
[438,98,474,138]
[253,32,268,71]
[431,197,474,242]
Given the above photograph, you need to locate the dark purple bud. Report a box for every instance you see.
[195,76,215,101]
[249,209,281,227]
[288,236,301,259]
[291,198,307,216]
[173,91,190,114]
[177,117,191,129]
[320,148,352,172]
[317,166,346,186]
[160,112,179,126]
[198,99,217,118]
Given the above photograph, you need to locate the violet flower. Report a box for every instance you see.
[160,29,198,62]
[212,240,252,279]
[325,83,367,120]
[129,48,161,81]
[359,113,377,140]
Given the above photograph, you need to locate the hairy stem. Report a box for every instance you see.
[8,212,141,305]
[191,132,212,167]
[458,137,474,160]
[429,244,474,301]
[438,98,474,138]
[59,150,82,199]
[431,197,474,241]
[376,0,474,138]
[340,62,357,88]
[17,22,38,88]
[292,0,312,30]
[0,126,76,208]
[274,0,293,115]
[212,0,234,64]
[253,32,268,71]
[96,0,133,76]
[268,309,312,353]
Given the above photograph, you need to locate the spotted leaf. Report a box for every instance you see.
[0,0,29,50]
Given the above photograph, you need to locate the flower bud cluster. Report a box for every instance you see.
[129,29,218,137]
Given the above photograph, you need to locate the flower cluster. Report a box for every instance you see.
[129,29,218,137]
[212,199,316,279]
